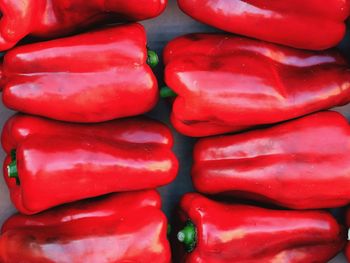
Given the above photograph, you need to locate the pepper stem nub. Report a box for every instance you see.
[10,149,16,161]
[177,221,196,252]
[8,150,20,185]
[147,50,159,68]
[160,86,177,98]
[8,160,18,179]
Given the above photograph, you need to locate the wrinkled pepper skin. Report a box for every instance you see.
[2,23,158,123]
[192,111,350,210]
[3,115,178,215]
[177,193,344,263]
[0,0,167,51]
[0,190,171,263]
[177,0,350,50]
[1,113,173,154]
[164,34,350,137]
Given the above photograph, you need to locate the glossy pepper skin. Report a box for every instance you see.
[177,0,350,50]
[0,190,171,263]
[163,33,350,137]
[177,193,344,263]
[2,23,159,123]
[3,115,178,215]
[1,113,173,154]
[192,111,350,210]
[0,0,167,51]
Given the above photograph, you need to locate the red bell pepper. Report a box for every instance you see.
[2,23,159,123]
[2,115,178,215]
[177,193,344,263]
[177,0,350,50]
[192,111,350,210]
[0,190,171,263]
[0,0,167,51]
[1,113,173,154]
[162,33,350,137]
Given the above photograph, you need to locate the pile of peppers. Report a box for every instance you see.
[1,1,350,263]
[0,2,175,262]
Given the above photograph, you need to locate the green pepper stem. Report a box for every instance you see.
[8,151,20,185]
[177,221,196,252]
[10,149,16,161]
[8,160,18,179]
[147,50,159,68]
[160,86,177,98]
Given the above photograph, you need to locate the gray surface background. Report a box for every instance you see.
[0,1,349,262]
